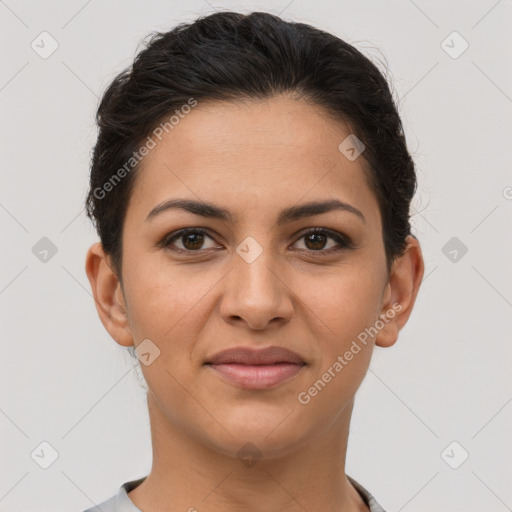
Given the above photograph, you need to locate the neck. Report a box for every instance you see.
[128,392,369,512]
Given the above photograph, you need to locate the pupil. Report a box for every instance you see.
[184,233,203,250]
[306,233,326,250]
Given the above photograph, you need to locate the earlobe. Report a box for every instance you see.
[375,235,425,348]
[85,242,133,347]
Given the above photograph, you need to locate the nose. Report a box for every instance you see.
[219,248,294,331]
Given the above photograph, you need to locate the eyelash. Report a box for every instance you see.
[160,227,353,255]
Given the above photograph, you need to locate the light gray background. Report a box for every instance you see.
[1,1,511,510]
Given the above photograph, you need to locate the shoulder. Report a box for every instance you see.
[347,475,388,512]
[80,477,147,512]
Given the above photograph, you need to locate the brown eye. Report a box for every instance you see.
[293,228,352,253]
[181,232,206,250]
[304,232,329,250]
[161,227,352,255]
[164,228,217,252]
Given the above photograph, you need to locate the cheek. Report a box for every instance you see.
[123,259,215,354]
[303,264,384,346]
[296,271,379,415]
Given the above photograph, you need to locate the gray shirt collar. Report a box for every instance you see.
[84,475,387,512]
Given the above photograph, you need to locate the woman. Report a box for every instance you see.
[84,10,424,512]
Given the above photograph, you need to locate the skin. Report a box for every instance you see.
[85,94,424,512]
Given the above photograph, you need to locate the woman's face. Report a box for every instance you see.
[88,95,422,460]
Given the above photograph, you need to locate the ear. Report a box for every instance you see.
[375,235,425,348]
[85,242,134,348]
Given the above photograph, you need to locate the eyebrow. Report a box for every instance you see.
[145,198,366,225]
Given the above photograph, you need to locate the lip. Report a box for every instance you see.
[205,346,305,365]
[204,346,306,390]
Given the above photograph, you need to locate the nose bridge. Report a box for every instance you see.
[220,236,293,328]
[235,237,282,301]
[239,246,279,293]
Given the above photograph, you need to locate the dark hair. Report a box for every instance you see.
[85,11,417,279]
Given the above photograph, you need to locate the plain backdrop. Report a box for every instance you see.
[1,1,511,511]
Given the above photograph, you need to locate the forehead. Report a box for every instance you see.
[151,95,355,165]
[125,95,380,227]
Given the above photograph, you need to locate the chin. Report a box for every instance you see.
[201,405,309,460]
